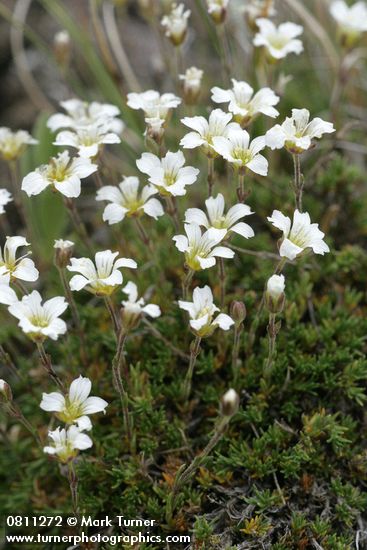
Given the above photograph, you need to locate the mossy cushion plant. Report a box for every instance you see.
[0,0,367,548]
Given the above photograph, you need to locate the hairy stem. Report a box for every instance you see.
[232,324,243,388]
[36,342,65,392]
[182,336,201,402]
[218,257,226,309]
[207,157,214,197]
[292,154,303,212]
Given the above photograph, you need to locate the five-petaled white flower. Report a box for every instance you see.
[212,128,268,175]
[43,425,93,463]
[0,236,38,282]
[185,193,255,240]
[0,274,18,306]
[54,124,121,159]
[161,3,191,46]
[96,176,163,225]
[122,282,161,318]
[211,80,279,125]
[40,375,108,431]
[254,18,303,60]
[67,250,137,296]
[8,291,68,341]
[268,209,330,260]
[330,1,367,41]
[0,189,12,215]
[179,285,234,337]
[266,108,335,153]
[0,127,38,162]
[173,224,234,271]
[22,151,97,198]
[137,150,199,197]
[180,108,240,157]
[47,98,124,135]
[127,90,181,120]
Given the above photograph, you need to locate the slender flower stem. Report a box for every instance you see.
[207,157,215,197]
[232,323,243,388]
[182,268,194,300]
[64,198,94,253]
[134,218,153,252]
[248,258,286,352]
[13,279,28,295]
[104,296,120,339]
[237,171,246,202]
[67,460,80,517]
[165,196,180,231]
[218,258,226,309]
[166,414,230,524]
[292,154,303,212]
[182,336,201,402]
[264,313,277,377]
[58,267,88,367]
[8,161,32,238]
[0,345,22,380]
[112,329,132,442]
[36,342,65,392]
[3,401,42,447]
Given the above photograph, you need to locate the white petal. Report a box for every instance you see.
[69,376,92,404]
[21,172,49,196]
[213,313,234,330]
[230,222,255,239]
[81,396,108,415]
[40,392,65,412]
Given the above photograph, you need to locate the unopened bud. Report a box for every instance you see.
[266,274,285,314]
[179,67,203,105]
[53,30,71,69]
[230,300,246,327]
[220,388,239,417]
[54,239,74,269]
[0,379,13,403]
[145,116,165,146]
[206,0,229,25]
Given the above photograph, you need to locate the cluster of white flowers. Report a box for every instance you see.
[41,376,108,462]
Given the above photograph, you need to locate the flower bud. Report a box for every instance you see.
[266,274,285,314]
[206,0,229,25]
[161,3,191,47]
[220,388,239,417]
[0,379,13,403]
[54,239,74,269]
[53,30,71,69]
[230,300,246,327]
[145,116,165,146]
[179,67,203,105]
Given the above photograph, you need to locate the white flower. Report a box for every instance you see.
[47,98,124,134]
[179,67,203,104]
[243,0,276,22]
[206,0,229,24]
[330,1,367,40]
[267,209,330,260]
[40,375,108,431]
[54,239,74,250]
[122,282,161,318]
[179,285,234,337]
[0,274,18,306]
[185,193,254,239]
[211,80,279,124]
[267,274,285,299]
[161,3,190,46]
[180,108,240,157]
[54,124,121,159]
[173,223,234,271]
[127,90,181,120]
[266,109,335,153]
[212,128,268,175]
[67,250,137,296]
[96,176,163,224]
[22,151,97,198]
[43,425,93,463]
[137,150,199,197]
[0,127,38,162]
[8,291,68,341]
[0,189,12,215]
[0,236,38,282]
[254,18,303,60]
